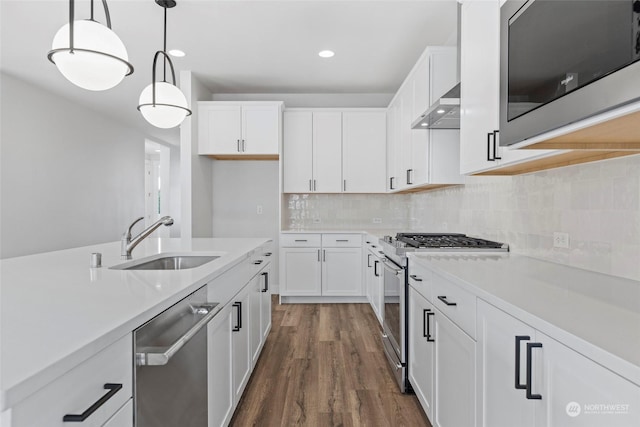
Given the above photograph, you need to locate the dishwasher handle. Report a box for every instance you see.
[136,302,220,366]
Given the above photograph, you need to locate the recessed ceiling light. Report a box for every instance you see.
[168,49,186,58]
[318,50,335,58]
[437,109,446,114]
[421,123,428,127]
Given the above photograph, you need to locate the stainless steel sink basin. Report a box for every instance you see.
[111,254,221,270]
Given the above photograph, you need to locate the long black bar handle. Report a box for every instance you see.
[426,311,435,342]
[264,252,272,257]
[526,342,543,400]
[374,260,380,277]
[62,383,123,422]
[493,130,502,160]
[437,295,457,306]
[390,176,395,190]
[422,309,431,338]
[514,335,531,390]
[232,302,242,331]
[261,272,269,293]
[409,274,422,282]
[487,132,495,161]
[253,260,263,265]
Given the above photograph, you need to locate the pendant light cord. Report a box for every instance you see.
[163,7,167,83]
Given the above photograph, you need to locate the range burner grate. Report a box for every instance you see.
[396,233,505,249]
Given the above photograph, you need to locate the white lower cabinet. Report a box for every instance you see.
[408,287,435,421]
[280,233,363,298]
[260,268,272,342]
[477,299,640,427]
[231,286,251,402]
[207,304,234,427]
[7,334,132,427]
[433,307,476,427]
[249,274,263,366]
[103,399,133,427]
[364,241,384,326]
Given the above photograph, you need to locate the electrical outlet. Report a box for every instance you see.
[553,232,570,249]
[313,218,321,223]
[256,205,263,215]
[372,218,382,224]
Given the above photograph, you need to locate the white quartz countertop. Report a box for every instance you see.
[408,253,640,385]
[0,237,270,411]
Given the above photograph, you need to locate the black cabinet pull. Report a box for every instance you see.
[336,239,349,242]
[437,295,457,306]
[487,132,495,161]
[426,311,435,342]
[62,383,123,422]
[294,239,308,242]
[232,302,242,331]
[261,272,269,293]
[410,274,422,282]
[390,176,396,190]
[526,342,543,400]
[253,260,263,265]
[422,308,434,339]
[406,169,413,185]
[493,130,502,160]
[514,335,531,390]
[367,254,372,268]
[264,252,272,257]
[374,260,380,277]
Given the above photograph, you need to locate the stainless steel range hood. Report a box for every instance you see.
[410,83,460,129]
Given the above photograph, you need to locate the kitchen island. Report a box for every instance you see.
[0,237,272,426]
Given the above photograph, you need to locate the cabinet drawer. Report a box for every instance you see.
[432,273,477,339]
[322,233,362,247]
[280,233,321,247]
[11,334,133,427]
[408,261,432,302]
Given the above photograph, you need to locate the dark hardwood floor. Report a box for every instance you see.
[230,296,431,427]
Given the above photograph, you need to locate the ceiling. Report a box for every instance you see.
[1,0,458,142]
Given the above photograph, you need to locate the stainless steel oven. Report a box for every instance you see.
[381,256,409,392]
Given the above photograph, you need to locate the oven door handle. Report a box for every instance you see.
[381,257,404,275]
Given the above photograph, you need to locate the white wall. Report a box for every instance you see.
[212,160,280,286]
[283,154,640,281]
[180,71,214,238]
[0,73,157,258]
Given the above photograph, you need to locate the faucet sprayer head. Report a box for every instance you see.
[160,216,174,226]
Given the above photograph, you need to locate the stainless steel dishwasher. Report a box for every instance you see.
[134,286,219,427]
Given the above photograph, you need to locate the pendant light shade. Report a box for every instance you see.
[138,81,189,129]
[48,0,133,91]
[137,1,191,129]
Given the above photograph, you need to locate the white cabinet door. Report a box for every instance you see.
[477,300,536,427]
[409,287,436,421]
[249,275,263,367]
[260,269,272,341]
[313,112,343,193]
[281,247,322,296]
[321,247,363,296]
[342,111,387,193]
[103,400,133,427]
[387,99,401,191]
[371,257,384,325]
[412,54,430,120]
[207,304,234,427]
[242,105,279,155]
[283,111,313,192]
[199,105,242,155]
[231,288,251,403]
[434,308,476,427]
[533,332,640,427]
[459,0,500,174]
[399,86,413,189]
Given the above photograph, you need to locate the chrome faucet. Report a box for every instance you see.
[121,216,174,260]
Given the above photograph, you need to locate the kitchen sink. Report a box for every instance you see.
[111,254,221,270]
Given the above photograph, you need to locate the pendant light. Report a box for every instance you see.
[137,0,192,129]
[48,0,134,91]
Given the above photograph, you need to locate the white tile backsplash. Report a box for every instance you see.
[283,154,640,280]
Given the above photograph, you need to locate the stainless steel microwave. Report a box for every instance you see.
[500,0,640,146]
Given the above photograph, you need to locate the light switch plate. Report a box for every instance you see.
[553,232,570,248]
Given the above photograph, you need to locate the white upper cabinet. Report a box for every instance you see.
[387,46,463,192]
[342,111,387,193]
[313,112,343,193]
[283,111,314,193]
[283,109,387,193]
[198,102,282,157]
[459,0,556,175]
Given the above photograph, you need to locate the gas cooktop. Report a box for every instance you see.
[381,233,509,263]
